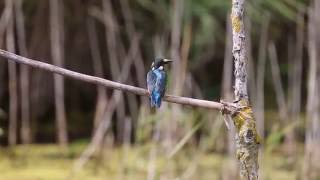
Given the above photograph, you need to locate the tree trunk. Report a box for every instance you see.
[303,5,320,179]
[246,16,256,109]
[15,0,31,144]
[0,2,12,107]
[222,15,238,180]
[231,0,260,179]
[73,40,137,172]
[268,42,288,120]
[118,42,139,122]
[50,0,68,148]
[6,0,18,146]
[289,8,304,122]
[119,0,148,106]
[28,1,50,143]
[171,0,184,96]
[255,14,270,138]
[165,0,184,151]
[86,17,108,131]
[285,8,304,158]
[102,0,127,144]
[0,0,12,46]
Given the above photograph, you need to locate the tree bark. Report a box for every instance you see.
[231,0,260,179]
[50,0,68,148]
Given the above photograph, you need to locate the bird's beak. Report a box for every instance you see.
[163,59,173,64]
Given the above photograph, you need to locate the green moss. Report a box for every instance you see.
[231,15,241,33]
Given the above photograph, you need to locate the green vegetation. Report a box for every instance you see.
[0,142,302,180]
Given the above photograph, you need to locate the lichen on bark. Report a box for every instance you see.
[230,0,260,179]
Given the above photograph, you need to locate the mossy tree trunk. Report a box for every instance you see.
[230,0,260,179]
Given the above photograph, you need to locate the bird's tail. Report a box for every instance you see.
[150,91,162,108]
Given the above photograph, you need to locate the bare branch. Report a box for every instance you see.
[0,49,230,110]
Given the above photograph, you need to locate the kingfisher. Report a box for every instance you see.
[147,58,173,108]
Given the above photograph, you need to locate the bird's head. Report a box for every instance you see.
[151,58,173,70]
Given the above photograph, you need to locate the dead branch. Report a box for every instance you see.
[0,49,232,111]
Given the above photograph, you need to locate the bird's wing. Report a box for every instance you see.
[147,70,157,93]
[155,71,167,97]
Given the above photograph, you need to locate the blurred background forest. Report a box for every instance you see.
[0,0,319,179]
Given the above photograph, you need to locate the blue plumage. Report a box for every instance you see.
[147,58,172,108]
[147,69,166,108]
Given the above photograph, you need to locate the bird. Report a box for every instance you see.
[147,58,173,108]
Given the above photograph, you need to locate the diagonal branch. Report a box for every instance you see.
[0,49,233,111]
